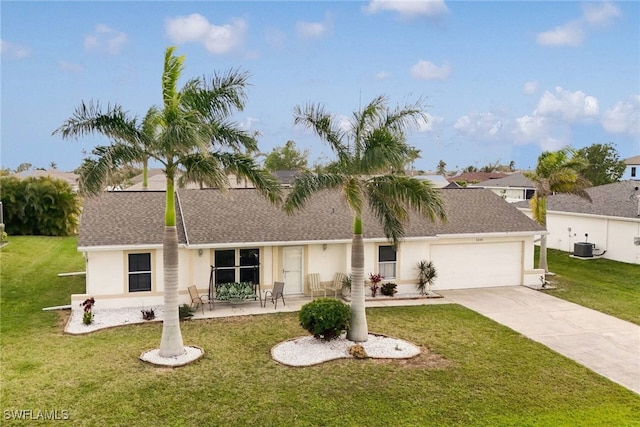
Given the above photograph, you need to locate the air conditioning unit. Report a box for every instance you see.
[574,242,594,257]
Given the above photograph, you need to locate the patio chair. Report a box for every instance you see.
[307,273,325,299]
[188,285,213,314]
[263,281,285,309]
[326,272,347,298]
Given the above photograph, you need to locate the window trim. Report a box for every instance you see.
[213,248,261,284]
[127,252,153,293]
[377,244,397,280]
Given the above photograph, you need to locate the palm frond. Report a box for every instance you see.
[181,68,251,120]
[77,143,143,196]
[293,103,349,161]
[366,175,447,244]
[209,121,259,153]
[284,172,345,214]
[52,101,141,144]
[162,46,185,111]
[217,153,282,205]
[178,153,229,189]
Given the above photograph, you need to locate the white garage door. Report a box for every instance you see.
[430,242,523,290]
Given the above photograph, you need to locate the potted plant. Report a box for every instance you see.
[368,273,383,297]
[341,274,352,297]
[416,260,437,295]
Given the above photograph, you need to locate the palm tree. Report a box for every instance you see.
[55,101,156,191]
[54,47,281,358]
[526,148,591,273]
[284,96,447,342]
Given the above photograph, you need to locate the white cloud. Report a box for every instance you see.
[165,14,247,54]
[513,115,570,150]
[536,21,584,47]
[375,70,391,80]
[410,60,451,80]
[241,117,261,131]
[0,39,31,59]
[84,24,128,55]
[296,21,327,39]
[582,1,621,27]
[363,0,449,18]
[58,60,84,75]
[454,112,504,140]
[295,13,333,41]
[416,113,443,133]
[534,86,599,122]
[601,96,640,137]
[522,81,539,95]
[536,2,621,47]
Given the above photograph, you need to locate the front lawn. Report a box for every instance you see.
[542,248,640,325]
[1,237,639,426]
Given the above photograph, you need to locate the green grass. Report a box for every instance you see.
[1,237,639,426]
[541,248,640,325]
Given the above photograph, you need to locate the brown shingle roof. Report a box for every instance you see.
[78,191,187,247]
[78,188,544,248]
[447,172,508,184]
[514,180,640,219]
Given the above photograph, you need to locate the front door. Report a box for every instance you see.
[282,246,303,294]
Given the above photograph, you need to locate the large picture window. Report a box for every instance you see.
[128,253,151,292]
[378,245,396,279]
[214,248,260,284]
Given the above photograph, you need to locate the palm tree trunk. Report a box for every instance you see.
[539,234,549,274]
[346,232,369,342]
[159,225,185,357]
[159,178,184,357]
[142,158,149,191]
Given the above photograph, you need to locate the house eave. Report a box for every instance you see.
[78,243,165,252]
[518,207,640,223]
[434,230,547,239]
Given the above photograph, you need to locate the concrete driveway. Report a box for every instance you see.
[440,286,640,395]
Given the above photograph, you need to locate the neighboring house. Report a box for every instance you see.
[13,169,79,192]
[515,181,640,265]
[413,174,452,188]
[125,170,299,190]
[75,187,546,309]
[623,155,640,181]
[470,173,535,203]
[273,170,300,187]
[447,171,508,186]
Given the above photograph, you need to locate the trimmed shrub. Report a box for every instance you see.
[299,298,350,341]
[380,282,397,296]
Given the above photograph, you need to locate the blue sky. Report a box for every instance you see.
[2,1,639,173]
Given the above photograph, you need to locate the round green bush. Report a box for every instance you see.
[299,298,350,341]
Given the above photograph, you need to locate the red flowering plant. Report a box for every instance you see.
[80,297,95,325]
[368,273,384,297]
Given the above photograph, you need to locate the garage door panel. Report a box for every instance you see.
[431,242,522,290]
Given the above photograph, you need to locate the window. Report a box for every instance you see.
[214,250,236,284]
[214,248,260,284]
[632,167,636,178]
[128,253,151,292]
[378,245,396,279]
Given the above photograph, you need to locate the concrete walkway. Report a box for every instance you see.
[440,286,640,395]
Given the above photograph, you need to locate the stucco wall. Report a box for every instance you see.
[545,211,640,264]
[78,233,542,309]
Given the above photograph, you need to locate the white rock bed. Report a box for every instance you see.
[140,346,204,367]
[271,334,421,367]
[65,306,421,368]
[65,305,164,334]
